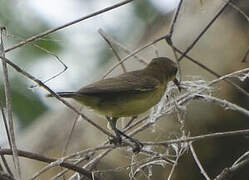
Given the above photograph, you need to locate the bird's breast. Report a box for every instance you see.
[93,83,166,117]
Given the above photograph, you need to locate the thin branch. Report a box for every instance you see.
[30,144,116,180]
[241,47,249,63]
[0,98,12,176]
[229,1,249,22]
[176,0,231,63]
[60,116,150,179]
[225,0,249,63]
[65,117,150,179]
[173,46,249,98]
[102,35,167,78]
[214,153,249,180]
[69,149,113,180]
[5,0,135,53]
[0,150,13,178]
[62,108,82,156]
[98,29,127,74]
[189,143,211,180]
[167,0,183,39]
[195,94,249,118]
[168,147,185,180]
[232,151,249,167]
[5,32,68,88]
[51,156,93,180]
[60,109,82,180]
[143,129,249,146]
[0,55,115,138]
[93,29,249,100]
[103,0,231,79]
[98,30,249,99]
[0,171,14,180]
[124,116,137,129]
[0,27,21,180]
[165,0,183,82]
[98,28,147,65]
[0,149,95,180]
[123,67,249,147]
[29,44,67,88]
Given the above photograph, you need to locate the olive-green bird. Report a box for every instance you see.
[49,57,178,150]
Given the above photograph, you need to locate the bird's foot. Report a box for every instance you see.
[132,140,143,153]
[109,136,122,145]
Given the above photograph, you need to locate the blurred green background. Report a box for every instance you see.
[0,0,249,179]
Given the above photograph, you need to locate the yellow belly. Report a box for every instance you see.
[76,84,166,118]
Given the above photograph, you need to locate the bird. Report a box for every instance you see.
[48,57,178,152]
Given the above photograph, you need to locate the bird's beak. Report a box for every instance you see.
[173,78,181,92]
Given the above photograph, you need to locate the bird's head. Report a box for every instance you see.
[146,57,178,83]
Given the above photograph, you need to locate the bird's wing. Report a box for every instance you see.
[78,71,160,95]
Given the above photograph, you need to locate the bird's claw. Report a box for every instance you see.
[109,136,122,145]
[132,141,143,153]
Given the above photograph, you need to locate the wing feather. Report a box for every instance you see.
[78,71,160,95]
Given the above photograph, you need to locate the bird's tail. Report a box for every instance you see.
[46,92,78,98]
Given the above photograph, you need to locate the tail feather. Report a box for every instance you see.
[47,92,78,98]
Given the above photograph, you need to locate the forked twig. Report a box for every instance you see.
[98,29,127,74]
[0,148,94,180]
[189,143,211,180]
[0,27,21,180]
[98,28,148,65]
[0,55,115,139]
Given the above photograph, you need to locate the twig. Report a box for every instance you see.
[209,67,249,85]
[0,155,13,178]
[98,29,127,74]
[97,29,147,65]
[67,117,150,179]
[49,70,249,179]
[94,30,249,99]
[5,0,136,53]
[59,116,149,179]
[0,99,13,176]
[165,0,183,82]
[241,47,249,63]
[167,0,183,40]
[176,0,232,63]
[31,144,116,180]
[60,108,82,180]
[69,149,113,180]
[124,116,137,129]
[232,151,249,167]
[0,55,115,138]
[189,143,211,180]
[228,0,249,61]
[125,66,249,147]
[173,46,249,98]
[0,148,95,180]
[168,147,185,180]
[0,27,21,180]
[51,155,93,180]
[5,32,68,87]
[29,44,68,88]
[102,35,167,78]
[0,171,14,180]
[195,94,249,118]
[214,152,249,180]
[103,0,231,79]
[143,129,249,146]
[228,1,249,22]
[0,148,13,178]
